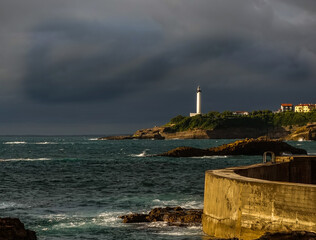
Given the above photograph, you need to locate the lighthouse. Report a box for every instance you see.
[190,86,202,117]
[196,86,201,114]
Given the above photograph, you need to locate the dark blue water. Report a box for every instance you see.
[0,136,315,239]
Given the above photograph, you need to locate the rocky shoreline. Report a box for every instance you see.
[120,206,202,226]
[158,138,307,157]
[120,207,316,240]
[99,123,316,141]
[0,218,37,240]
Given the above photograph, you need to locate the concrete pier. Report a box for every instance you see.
[202,155,316,240]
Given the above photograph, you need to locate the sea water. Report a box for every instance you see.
[0,136,315,240]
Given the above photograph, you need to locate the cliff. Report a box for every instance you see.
[285,123,316,141]
[98,121,316,140]
[158,138,307,157]
[99,126,292,140]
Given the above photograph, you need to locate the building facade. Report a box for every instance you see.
[280,103,294,112]
[295,104,316,113]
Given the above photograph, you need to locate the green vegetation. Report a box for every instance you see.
[167,110,316,132]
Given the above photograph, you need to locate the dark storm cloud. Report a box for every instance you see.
[23,19,170,102]
[1,0,316,134]
[23,18,313,103]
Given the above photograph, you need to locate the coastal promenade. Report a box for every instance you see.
[203,155,316,239]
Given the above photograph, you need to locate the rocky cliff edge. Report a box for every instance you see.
[98,123,316,140]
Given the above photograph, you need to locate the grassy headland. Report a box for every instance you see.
[166,110,316,132]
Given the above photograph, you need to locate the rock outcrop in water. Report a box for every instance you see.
[120,208,316,239]
[120,207,202,226]
[207,231,316,240]
[285,123,316,141]
[0,218,37,240]
[158,138,307,157]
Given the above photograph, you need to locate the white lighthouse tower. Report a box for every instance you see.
[190,86,202,117]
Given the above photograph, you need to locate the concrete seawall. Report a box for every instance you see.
[202,155,316,240]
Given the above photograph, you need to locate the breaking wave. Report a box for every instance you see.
[155,225,202,236]
[40,211,125,231]
[34,142,57,145]
[152,199,203,209]
[130,149,151,157]
[0,158,51,162]
[191,155,228,159]
[0,202,26,209]
[4,141,27,144]
[4,141,58,145]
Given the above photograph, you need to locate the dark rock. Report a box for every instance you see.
[158,146,210,157]
[120,213,149,223]
[0,218,37,240]
[255,231,316,240]
[120,207,202,225]
[158,138,307,157]
[98,135,133,140]
[133,127,165,140]
[203,231,316,240]
[285,123,316,141]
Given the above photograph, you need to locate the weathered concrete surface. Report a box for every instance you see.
[255,231,316,240]
[203,156,316,240]
[235,156,316,184]
[203,231,316,240]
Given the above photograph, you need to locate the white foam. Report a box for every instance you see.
[42,214,87,230]
[0,158,51,162]
[191,155,228,159]
[157,231,200,236]
[44,213,68,221]
[181,201,204,209]
[152,199,178,207]
[156,229,202,236]
[130,149,150,157]
[40,211,126,231]
[34,142,57,145]
[95,211,125,226]
[147,221,168,228]
[52,221,87,229]
[152,199,203,209]
[4,141,26,144]
[0,202,25,209]
[154,225,202,236]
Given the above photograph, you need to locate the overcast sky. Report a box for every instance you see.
[0,0,316,135]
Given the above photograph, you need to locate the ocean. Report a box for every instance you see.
[0,136,315,240]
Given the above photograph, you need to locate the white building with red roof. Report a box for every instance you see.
[280,103,293,112]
